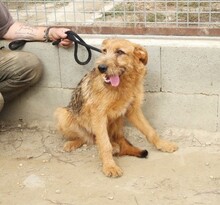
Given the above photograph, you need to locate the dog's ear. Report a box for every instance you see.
[134,45,148,65]
[102,38,111,47]
[102,39,108,45]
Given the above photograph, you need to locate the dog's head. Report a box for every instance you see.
[95,38,148,87]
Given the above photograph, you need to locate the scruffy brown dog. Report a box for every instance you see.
[55,38,178,177]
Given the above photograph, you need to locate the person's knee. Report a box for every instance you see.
[15,51,43,85]
[25,52,43,85]
[0,50,43,103]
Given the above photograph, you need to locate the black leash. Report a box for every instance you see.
[8,31,102,65]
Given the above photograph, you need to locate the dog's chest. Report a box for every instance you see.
[107,96,133,119]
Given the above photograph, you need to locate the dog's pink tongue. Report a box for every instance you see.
[110,75,120,87]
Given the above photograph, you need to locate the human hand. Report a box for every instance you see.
[48,27,73,47]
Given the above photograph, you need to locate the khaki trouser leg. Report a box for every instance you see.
[0,48,43,103]
[0,92,4,112]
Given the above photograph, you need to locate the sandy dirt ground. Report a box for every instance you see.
[0,123,219,205]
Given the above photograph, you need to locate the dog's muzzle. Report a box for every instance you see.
[98,64,121,87]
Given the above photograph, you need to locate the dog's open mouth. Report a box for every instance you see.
[104,75,120,87]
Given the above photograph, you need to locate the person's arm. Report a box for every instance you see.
[3,21,72,47]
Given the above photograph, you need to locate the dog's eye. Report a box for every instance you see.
[116,49,125,55]
[102,49,107,54]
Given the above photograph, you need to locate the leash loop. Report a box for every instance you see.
[53,31,101,65]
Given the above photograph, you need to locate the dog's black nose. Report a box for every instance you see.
[98,64,108,73]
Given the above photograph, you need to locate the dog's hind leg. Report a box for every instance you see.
[116,137,148,158]
[63,137,85,152]
[109,118,148,158]
[54,107,89,152]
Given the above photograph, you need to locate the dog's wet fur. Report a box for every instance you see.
[55,38,178,177]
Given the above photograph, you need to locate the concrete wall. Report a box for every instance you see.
[0,35,220,132]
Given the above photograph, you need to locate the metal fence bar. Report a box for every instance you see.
[2,0,220,35]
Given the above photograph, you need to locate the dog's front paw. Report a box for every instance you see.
[156,140,178,153]
[103,164,123,177]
